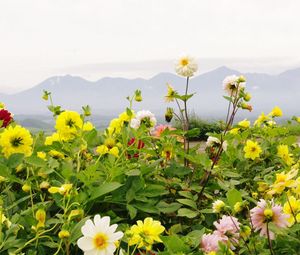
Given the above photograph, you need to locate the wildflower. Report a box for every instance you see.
[49,150,65,159]
[243,140,262,160]
[250,199,288,239]
[36,209,46,229]
[165,83,177,102]
[96,145,109,155]
[283,196,300,226]
[212,200,225,213]
[59,230,70,239]
[222,75,245,96]
[119,111,134,123]
[127,217,165,250]
[268,168,298,195]
[37,151,46,160]
[296,117,300,123]
[277,145,294,166]
[270,106,283,117]
[0,125,33,158]
[152,124,175,137]
[201,232,225,253]
[45,132,60,145]
[238,119,250,129]
[0,109,13,128]
[48,184,73,196]
[77,214,123,255]
[229,128,239,135]
[130,110,157,130]
[55,111,83,140]
[254,112,269,126]
[107,118,123,135]
[206,136,228,151]
[108,146,119,157]
[175,55,198,77]
[83,121,94,131]
[127,138,145,159]
[161,145,173,160]
[104,137,116,149]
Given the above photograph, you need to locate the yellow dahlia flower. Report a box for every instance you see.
[127,217,165,250]
[55,111,83,140]
[0,125,33,158]
[270,106,283,117]
[243,140,262,160]
[277,145,294,166]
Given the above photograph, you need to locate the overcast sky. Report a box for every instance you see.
[0,0,300,93]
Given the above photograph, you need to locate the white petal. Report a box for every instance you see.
[84,250,98,255]
[109,231,124,242]
[106,224,117,234]
[105,244,117,255]
[93,215,102,226]
[77,236,94,251]
[82,219,96,237]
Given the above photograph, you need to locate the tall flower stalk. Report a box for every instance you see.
[165,56,198,166]
[198,75,251,198]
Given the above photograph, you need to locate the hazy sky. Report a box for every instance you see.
[0,0,300,93]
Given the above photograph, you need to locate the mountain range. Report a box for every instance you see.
[1,66,299,124]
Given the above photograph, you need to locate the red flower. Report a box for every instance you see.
[127,138,145,159]
[0,109,13,128]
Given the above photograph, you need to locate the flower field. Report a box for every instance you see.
[1,57,300,255]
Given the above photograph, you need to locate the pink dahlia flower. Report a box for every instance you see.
[213,215,240,247]
[201,231,226,253]
[152,124,175,137]
[250,199,289,239]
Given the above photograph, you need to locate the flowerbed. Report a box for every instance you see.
[0,57,300,255]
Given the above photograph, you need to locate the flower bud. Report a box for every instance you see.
[243,92,252,102]
[58,230,70,239]
[22,184,31,193]
[134,90,142,102]
[42,90,50,101]
[40,181,50,190]
[82,105,91,116]
[241,102,253,112]
[238,75,246,83]
[165,108,173,123]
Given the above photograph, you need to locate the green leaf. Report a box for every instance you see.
[126,204,137,219]
[161,235,190,253]
[7,153,24,168]
[176,199,197,210]
[177,208,199,218]
[25,155,46,167]
[88,182,123,202]
[226,188,243,208]
[70,216,90,243]
[157,201,182,213]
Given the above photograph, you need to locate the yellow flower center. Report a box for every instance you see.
[264,209,274,220]
[180,58,189,66]
[251,146,257,152]
[93,233,108,250]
